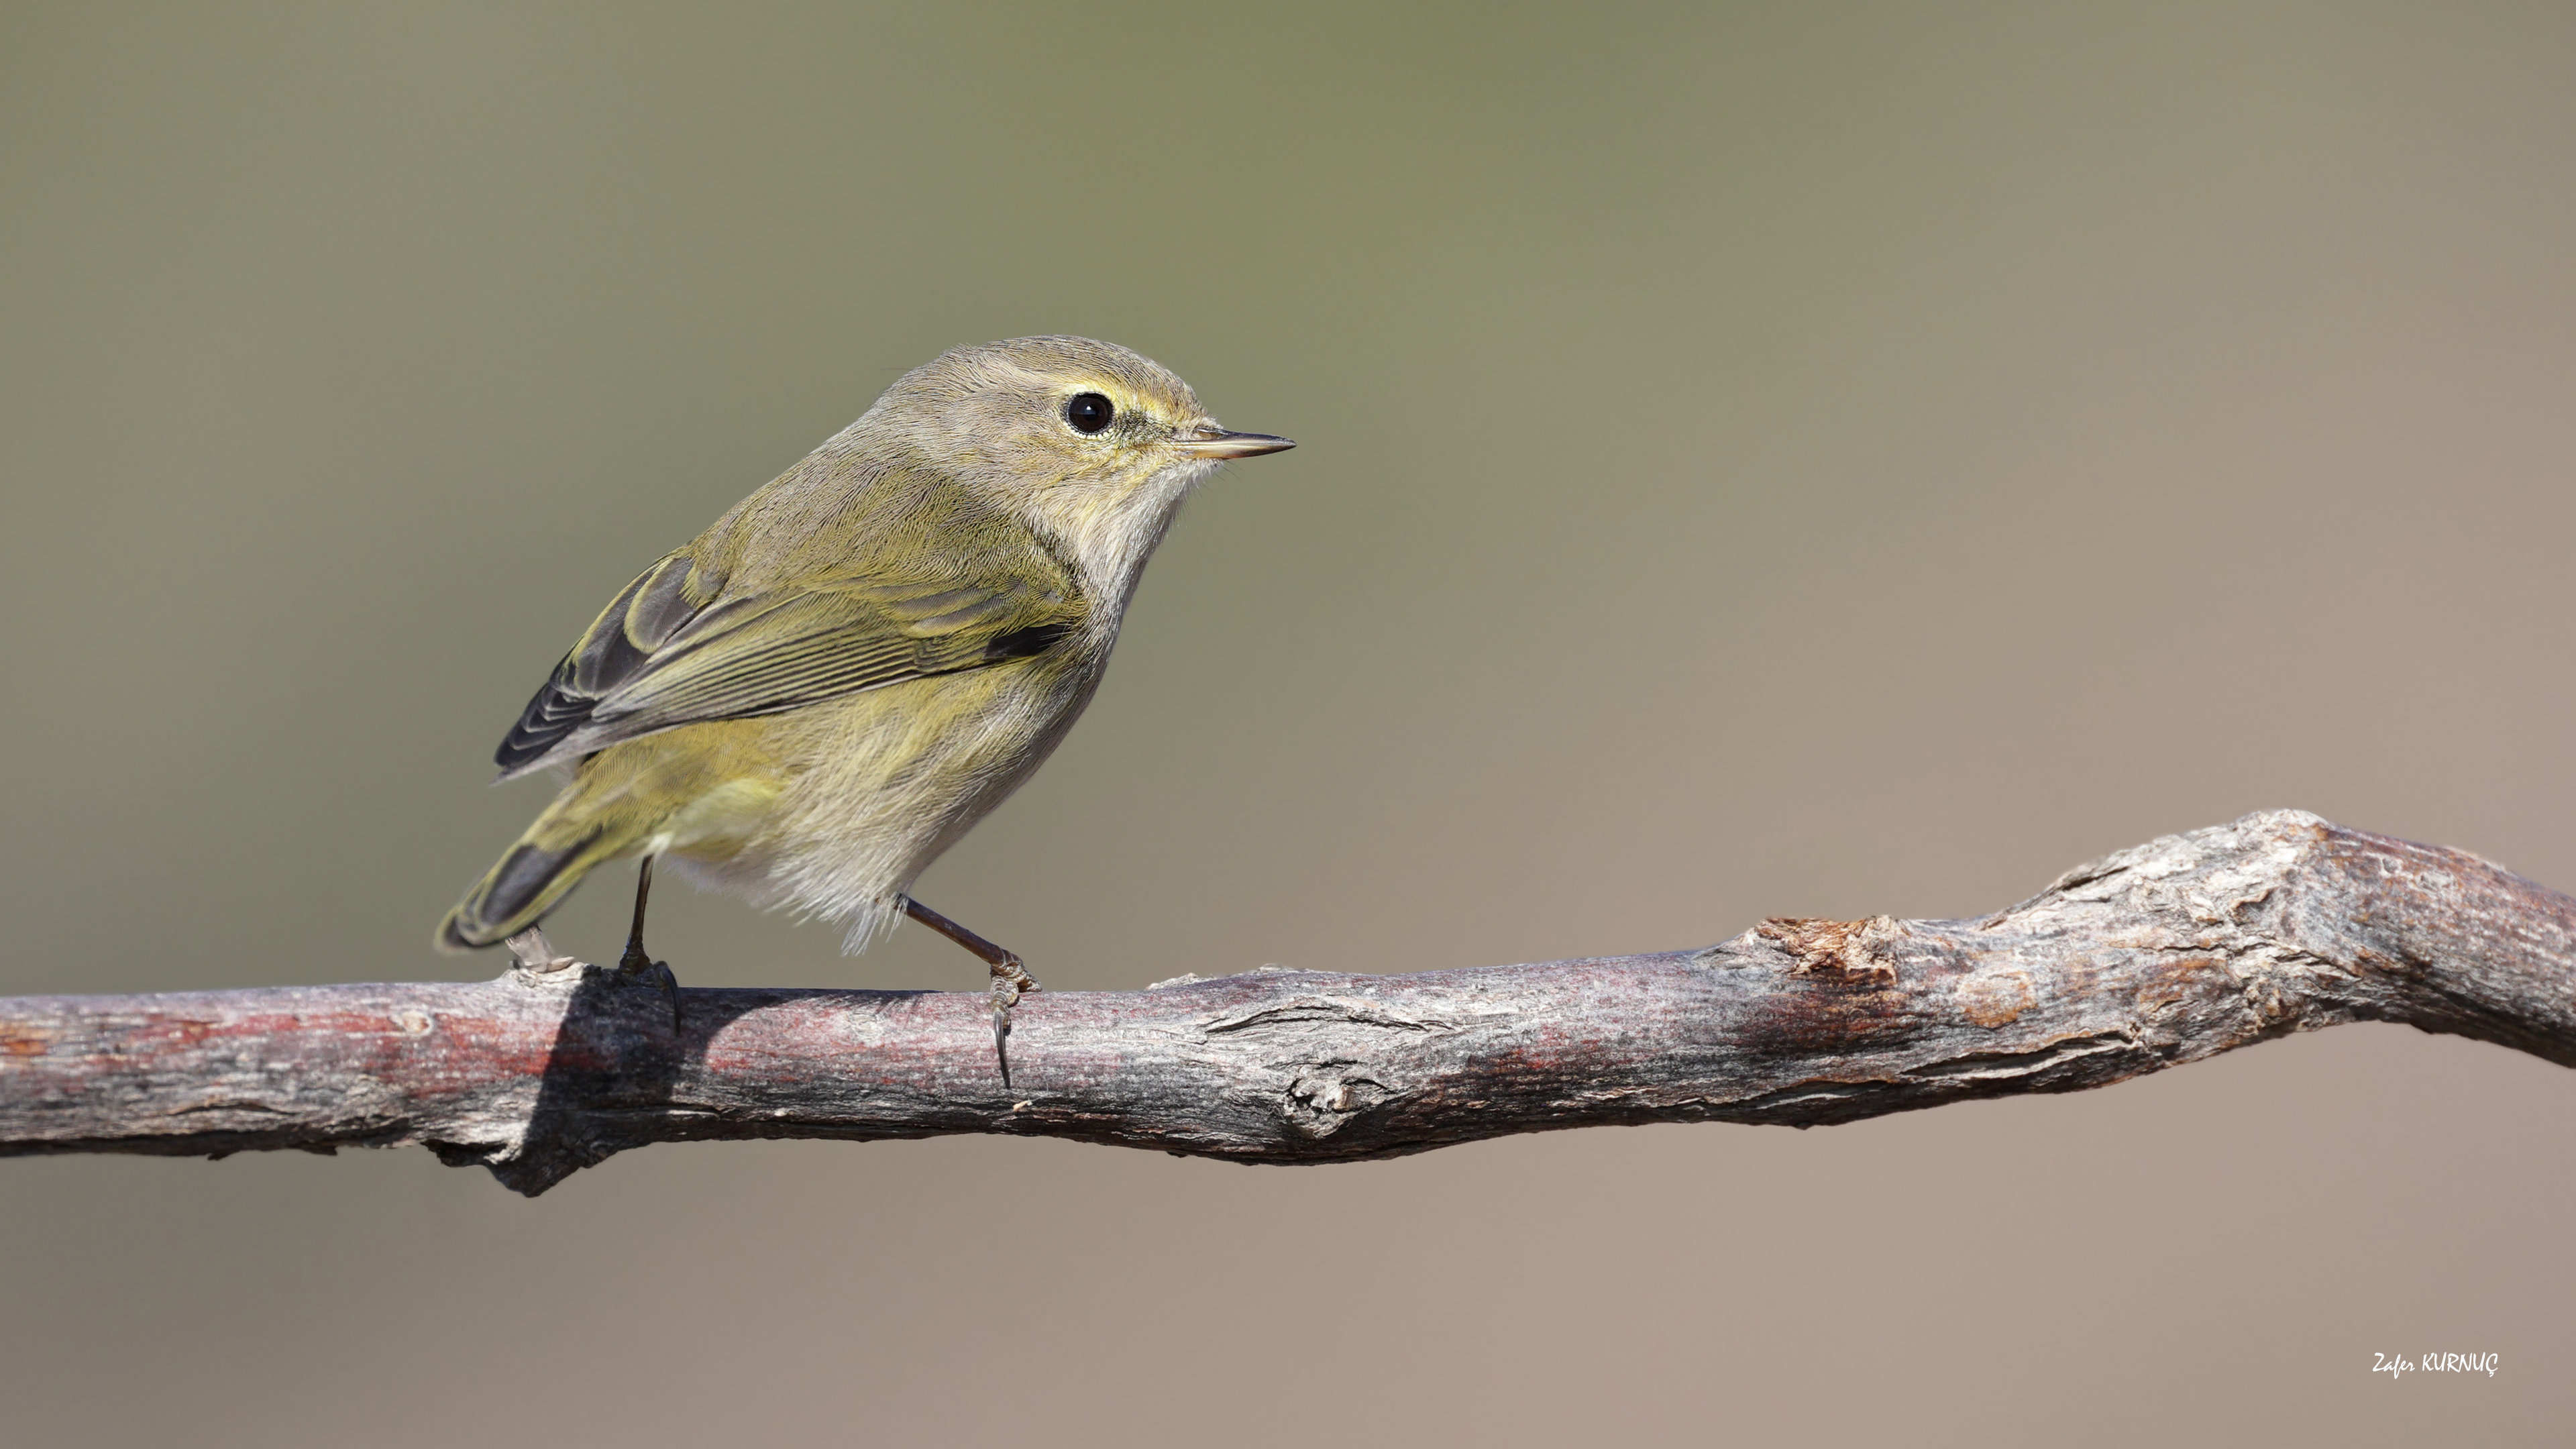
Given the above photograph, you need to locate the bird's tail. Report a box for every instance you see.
[436,781,656,953]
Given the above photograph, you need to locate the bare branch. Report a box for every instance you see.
[3,810,2569,1195]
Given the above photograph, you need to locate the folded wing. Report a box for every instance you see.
[492,549,1085,780]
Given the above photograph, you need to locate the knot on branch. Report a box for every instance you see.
[1756,916,1907,981]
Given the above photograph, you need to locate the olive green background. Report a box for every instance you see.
[5,3,2572,1444]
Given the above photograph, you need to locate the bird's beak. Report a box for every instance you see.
[1173,425,1295,459]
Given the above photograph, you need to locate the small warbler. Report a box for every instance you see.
[437,336,1292,1075]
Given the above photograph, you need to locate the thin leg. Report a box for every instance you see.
[617,855,682,1030]
[903,896,1040,1087]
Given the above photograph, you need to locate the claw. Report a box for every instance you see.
[988,961,1038,1087]
[655,960,682,1032]
[994,994,1012,1089]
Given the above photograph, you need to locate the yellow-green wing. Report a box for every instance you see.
[492,550,1084,780]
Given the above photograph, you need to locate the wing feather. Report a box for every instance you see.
[492,549,1083,780]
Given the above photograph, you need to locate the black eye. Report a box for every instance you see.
[1065,392,1114,434]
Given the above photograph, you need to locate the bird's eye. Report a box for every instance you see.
[1065,392,1115,435]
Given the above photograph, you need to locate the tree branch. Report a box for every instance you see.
[3,810,2569,1195]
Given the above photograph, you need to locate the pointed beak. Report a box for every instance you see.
[1173,426,1296,460]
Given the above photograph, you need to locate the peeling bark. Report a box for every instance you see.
[3,810,2569,1196]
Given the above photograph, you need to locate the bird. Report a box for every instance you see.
[437,335,1293,1079]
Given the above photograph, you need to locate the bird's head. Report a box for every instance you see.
[870,336,1293,571]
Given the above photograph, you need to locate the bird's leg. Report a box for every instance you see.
[617,855,682,1030]
[902,896,1040,1087]
[616,854,655,975]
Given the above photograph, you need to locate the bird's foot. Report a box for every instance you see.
[618,941,684,1032]
[989,957,1040,1088]
[899,898,1038,1085]
[989,956,1041,1008]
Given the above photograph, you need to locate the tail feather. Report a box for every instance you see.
[438,815,640,952]
[438,724,757,953]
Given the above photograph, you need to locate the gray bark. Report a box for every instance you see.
[3,810,2569,1196]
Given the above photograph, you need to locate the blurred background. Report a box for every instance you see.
[5,3,2572,1444]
